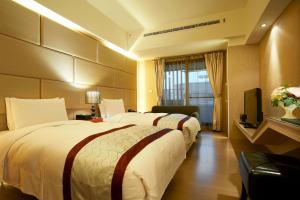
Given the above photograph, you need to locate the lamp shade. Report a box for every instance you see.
[85,91,100,104]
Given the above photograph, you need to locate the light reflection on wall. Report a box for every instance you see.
[137,61,146,112]
[71,83,90,89]
[13,0,139,60]
[268,26,282,90]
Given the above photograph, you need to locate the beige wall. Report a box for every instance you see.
[227,0,300,156]
[35,0,128,49]
[0,0,137,130]
[137,60,157,112]
[259,0,300,118]
[227,45,260,139]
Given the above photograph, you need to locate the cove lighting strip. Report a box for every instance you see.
[13,0,138,60]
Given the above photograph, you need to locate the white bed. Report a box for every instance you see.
[104,112,201,151]
[99,99,201,151]
[1,98,186,199]
[0,120,186,200]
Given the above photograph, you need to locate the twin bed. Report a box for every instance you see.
[105,112,200,150]
[0,98,201,200]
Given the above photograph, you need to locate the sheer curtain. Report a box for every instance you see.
[154,59,165,105]
[162,60,186,105]
[204,52,224,131]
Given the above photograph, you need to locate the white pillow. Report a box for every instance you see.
[5,98,68,130]
[101,99,125,118]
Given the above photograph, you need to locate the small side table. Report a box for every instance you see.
[76,115,103,123]
[76,114,92,120]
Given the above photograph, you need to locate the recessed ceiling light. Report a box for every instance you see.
[261,24,267,28]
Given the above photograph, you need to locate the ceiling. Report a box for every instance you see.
[87,0,248,31]
[34,0,292,60]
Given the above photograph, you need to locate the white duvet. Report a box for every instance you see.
[0,120,186,200]
[105,113,201,150]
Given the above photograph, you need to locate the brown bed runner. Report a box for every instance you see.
[63,124,172,200]
[153,114,191,131]
[111,128,173,200]
[152,114,171,126]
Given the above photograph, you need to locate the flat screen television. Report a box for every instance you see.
[244,88,263,128]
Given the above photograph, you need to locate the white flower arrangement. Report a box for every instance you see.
[271,86,300,107]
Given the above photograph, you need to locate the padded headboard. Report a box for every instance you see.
[0,1,137,131]
[0,74,40,130]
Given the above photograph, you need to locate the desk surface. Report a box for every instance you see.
[234,118,300,144]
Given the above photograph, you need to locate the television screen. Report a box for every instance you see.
[244,88,263,127]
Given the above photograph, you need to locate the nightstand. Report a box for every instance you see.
[76,114,92,120]
[76,115,103,123]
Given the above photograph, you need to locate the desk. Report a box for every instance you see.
[234,118,300,144]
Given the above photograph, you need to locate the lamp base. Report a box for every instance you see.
[90,104,96,117]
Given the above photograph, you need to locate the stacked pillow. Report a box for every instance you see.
[99,99,125,118]
[5,98,68,130]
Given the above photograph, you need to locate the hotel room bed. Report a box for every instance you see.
[0,120,186,200]
[104,112,201,151]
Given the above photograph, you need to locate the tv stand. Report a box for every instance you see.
[239,122,258,129]
[234,117,300,144]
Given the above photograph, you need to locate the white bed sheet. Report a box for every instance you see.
[0,120,186,200]
[105,112,201,150]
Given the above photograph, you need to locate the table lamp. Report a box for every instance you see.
[85,91,100,117]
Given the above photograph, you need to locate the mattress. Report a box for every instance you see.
[0,120,186,200]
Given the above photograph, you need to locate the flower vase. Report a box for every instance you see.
[279,103,297,119]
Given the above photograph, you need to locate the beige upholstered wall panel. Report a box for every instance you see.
[259,0,300,119]
[42,17,97,62]
[0,34,73,82]
[126,90,137,109]
[0,0,40,44]
[125,58,137,74]
[0,74,40,113]
[99,87,137,110]
[0,74,40,130]
[98,87,119,99]
[115,71,136,90]
[0,2,137,125]
[99,87,127,105]
[98,43,125,70]
[41,80,97,109]
[0,114,7,131]
[75,58,115,86]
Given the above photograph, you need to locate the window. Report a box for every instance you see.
[162,58,214,127]
[188,59,214,126]
[162,60,186,105]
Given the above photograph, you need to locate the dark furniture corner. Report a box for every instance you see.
[151,105,200,120]
[76,114,92,120]
[239,152,300,200]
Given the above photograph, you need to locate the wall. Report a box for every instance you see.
[259,0,300,118]
[35,0,129,49]
[227,0,300,156]
[227,45,260,139]
[0,1,137,130]
[222,58,228,135]
[137,60,157,112]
